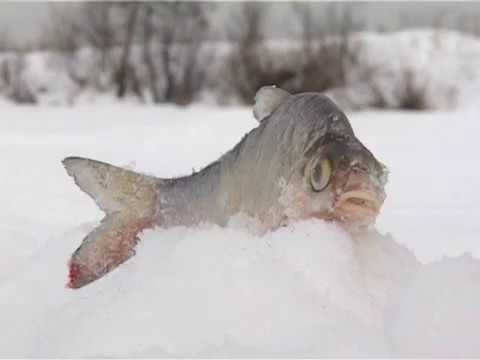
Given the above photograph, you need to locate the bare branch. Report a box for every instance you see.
[116,2,141,98]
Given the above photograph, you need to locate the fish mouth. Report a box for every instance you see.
[333,189,384,227]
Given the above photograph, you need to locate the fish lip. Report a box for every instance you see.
[333,189,385,225]
[336,189,383,210]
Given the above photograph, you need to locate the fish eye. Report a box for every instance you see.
[310,158,332,192]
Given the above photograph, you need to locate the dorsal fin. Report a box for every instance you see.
[253,86,291,122]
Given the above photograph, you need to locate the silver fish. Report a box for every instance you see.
[63,87,388,289]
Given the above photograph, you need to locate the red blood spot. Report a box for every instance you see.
[67,262,81,289]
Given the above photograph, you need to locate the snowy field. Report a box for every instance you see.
[1,104,479,357]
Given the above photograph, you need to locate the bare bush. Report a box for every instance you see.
[397,69,430,110]
[39,2,210,104]
[142,4,161,103]
[40,4,79,53]
[222,2,364,104]
[0,56,36,104]
[41,2,123,94]
[170,3,210,105]
[291,2,363,94]
[142,2,210,104]
[21,1,447,109]
[44,3,118,62]
[223,3,296,104]
[361,65,431,111]
[0,31,36,103]
[115,2,141,99]
[48,2,143,98]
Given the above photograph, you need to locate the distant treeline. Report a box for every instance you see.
[0,3,363,105]
[0,2,474,109]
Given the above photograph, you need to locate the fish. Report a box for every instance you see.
[63,86,388,289]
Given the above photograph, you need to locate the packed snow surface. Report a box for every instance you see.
[1,105,480,357]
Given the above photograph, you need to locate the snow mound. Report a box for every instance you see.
[1,219,479,357]
[389,254,480,357]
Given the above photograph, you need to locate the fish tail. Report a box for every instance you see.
[62,157,159,289]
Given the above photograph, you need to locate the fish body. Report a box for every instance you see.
[64,88,388,288]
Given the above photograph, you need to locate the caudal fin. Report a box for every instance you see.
[63,157,159,289]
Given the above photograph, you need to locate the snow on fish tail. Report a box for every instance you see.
[62,157,159,289]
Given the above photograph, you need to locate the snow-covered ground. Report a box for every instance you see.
[1,104,479,357]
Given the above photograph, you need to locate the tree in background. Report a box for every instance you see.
[141,2,209,104]
[2,1,461,109]
[224,3,296,104]
[115,2,141,99]
[292,2,363,93]
[44,3,117,64]
[222,2,364,104]
[43,2,122,92]
[43,2,209,103]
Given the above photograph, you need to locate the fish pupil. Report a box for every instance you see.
[312,163,322,182]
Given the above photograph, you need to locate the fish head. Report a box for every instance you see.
[274,94,388,232]
[302,132,388,231]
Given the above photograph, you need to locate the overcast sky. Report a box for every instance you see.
[0,3,50,43]
[1,2,480,46]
